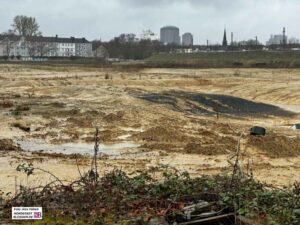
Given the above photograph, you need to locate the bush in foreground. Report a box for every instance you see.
[1,163,299,224]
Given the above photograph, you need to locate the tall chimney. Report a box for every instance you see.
[283,27,286,46]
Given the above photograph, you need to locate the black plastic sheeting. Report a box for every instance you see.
[137,91,293,117]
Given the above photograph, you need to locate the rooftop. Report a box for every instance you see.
[161,26,179,30]
[0,35,90,43]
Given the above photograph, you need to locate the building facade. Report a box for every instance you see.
[93,45,109,59]
[0,35,93,57]
[160,26,180,45]
[266,35,288,46]
[182,33,193,46]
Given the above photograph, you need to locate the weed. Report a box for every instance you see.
[2,164,299,224]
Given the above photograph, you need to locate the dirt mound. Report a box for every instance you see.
[103,112,124,123]
[184,143,228,155]
[0,100,14,108]
[133,126,189,143]
[135,126,237,155]
[246,133,300,158]
[66,116,93,128]
[0,139,22,152]
[137,91,293,117]
[184,134,236,155]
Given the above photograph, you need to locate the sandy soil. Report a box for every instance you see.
[0,64,300,194]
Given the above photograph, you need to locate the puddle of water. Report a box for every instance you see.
[14,138,139,156]
[118,134,132,140]
[121,127,144,132]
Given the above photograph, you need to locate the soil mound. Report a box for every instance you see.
[133,126,189,143]
[0,139,22,152]
[135,126,236,155]
[246,133,300,158]
[103,112,124,123]
[184,142,229,155]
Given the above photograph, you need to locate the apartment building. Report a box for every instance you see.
[0,35,92,58]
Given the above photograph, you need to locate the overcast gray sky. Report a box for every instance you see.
[0,0,299,44]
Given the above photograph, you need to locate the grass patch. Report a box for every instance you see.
[146,51,300,68]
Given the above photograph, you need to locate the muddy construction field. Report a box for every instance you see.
[0,64,300,194]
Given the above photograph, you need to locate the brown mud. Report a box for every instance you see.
[0,64,300,193]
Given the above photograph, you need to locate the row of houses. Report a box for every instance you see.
[0,35,93,58]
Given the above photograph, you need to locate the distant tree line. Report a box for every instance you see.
[92,34,278,60]
[92,34,178,60]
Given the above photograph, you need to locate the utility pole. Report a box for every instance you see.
[231,32,234,46]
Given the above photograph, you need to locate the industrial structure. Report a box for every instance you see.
[160,26,180,45]
[266,34,288,46]
[0,35,93,58]
[222,29,228,46]
[182,33,193,46]
[266,27,288,46]
[140,30,158,41]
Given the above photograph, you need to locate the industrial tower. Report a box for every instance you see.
[222,29,228,46]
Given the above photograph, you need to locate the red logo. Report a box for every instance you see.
[34,212,41,219]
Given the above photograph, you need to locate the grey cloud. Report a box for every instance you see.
[120,0,241,9]
[0,0,299,44]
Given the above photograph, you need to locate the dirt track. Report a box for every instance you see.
[0,64,300,193]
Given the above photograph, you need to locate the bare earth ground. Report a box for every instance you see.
[0,64,300,194]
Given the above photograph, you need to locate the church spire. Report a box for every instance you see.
[222,29,228,46]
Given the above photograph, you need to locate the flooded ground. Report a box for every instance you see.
[15,138,139,155]
[0,64,300,194]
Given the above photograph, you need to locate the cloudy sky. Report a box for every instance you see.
[0,0,299,44]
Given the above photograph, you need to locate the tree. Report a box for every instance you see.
[27,40,57,57]
[12,15,41,36]
[0,31,16,56]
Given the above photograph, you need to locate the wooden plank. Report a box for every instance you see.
[178,213,235,225]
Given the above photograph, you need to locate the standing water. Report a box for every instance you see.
[14,138,140,155]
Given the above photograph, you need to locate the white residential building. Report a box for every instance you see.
[0,35,93,58]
